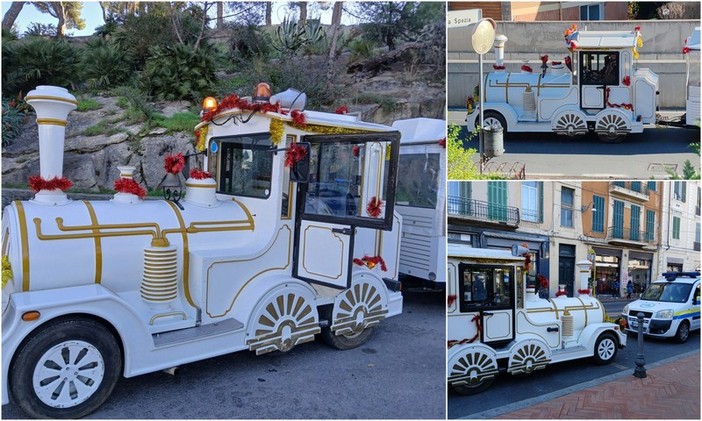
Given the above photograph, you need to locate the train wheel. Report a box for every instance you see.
[597,132,626,143]
[593,332,618,365]
[10,318,122,419]
[596,111,629,143]
[476,111,507,133]
[448,346,499,395]
[321,325,375,350]
[452,376,495,395]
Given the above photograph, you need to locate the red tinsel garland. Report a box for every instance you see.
[537,274,549,289]
[492,64,506,70]
[438,137,446,148]
[114,178,146,199]
[622,76,631,86]
[521,64,533,73]
[540,55,548,64]
[352,145,360,157]
[447,294,457,307]
[447,314,481,347]
[189,168,212,179]
[28,175,73,192]
[551,60,562,66]
[290,109,306,125]
[555,290,568,297]
[335,105,349,114]
[578,289,591,295]
[352,255,387,271]
[605,87,634,111]
[683,46,691,55]
[284,143,308,167]
[201,94,283,122]
[164,153,185,174]
[366,196,383,217]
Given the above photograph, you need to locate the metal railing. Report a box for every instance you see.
[447,196,520,225]
[607,226,656,244]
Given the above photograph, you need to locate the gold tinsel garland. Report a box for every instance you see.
[269,119,285,146]
[2,255,12,289]
[196,125,209,152]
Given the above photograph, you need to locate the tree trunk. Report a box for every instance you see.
[1,1,25,32]
[53,2,67,37]
[325,2,343,93]
[298,2,307,25]
[98,1,109,21]
[216,2,223,29]
[265,2,272,26]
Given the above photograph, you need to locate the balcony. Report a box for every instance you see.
[607,226,656,247]
[609,182,649,202]
[448,196,520,227]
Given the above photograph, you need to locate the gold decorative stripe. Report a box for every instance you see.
[505,73,511,103]
[150,311,187,325]
[34,218,160,243]
[185,183,216,189]
[232,198,256,230]
[36,118,67,127]
[537,73,543,96]
[15,201,30,291]
[25,95,79,105]
[83,201,102,285]
[164,200,196,308]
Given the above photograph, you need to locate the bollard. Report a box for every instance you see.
[633,312,647,378]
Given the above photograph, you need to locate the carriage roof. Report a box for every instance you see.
[571,30,640,50]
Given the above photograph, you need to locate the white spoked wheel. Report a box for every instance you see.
[596,112,628,143]
[508,339,551,375]
[10,318,122,419]
[449,348,498,395]
[553,111,587,136]
[476,111,507,133]
[33,340,105,408]
[593,333,618,365]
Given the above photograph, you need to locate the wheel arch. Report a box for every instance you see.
[582,323,626,351]
[475,104,519,130]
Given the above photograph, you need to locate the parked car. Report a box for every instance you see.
[621,272,700,343]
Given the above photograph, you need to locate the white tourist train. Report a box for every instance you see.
[1,85,408,418]
[447,244,627,394]
[466,25,659,143]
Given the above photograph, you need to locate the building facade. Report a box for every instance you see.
[659,181,701,273]
[448,2,628,22]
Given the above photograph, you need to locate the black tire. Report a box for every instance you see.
[321,326,375,350]
[475,110,507,133]
[592,332,618,365]
[10,318,122,419]
[597,133,626,143]
[451,377,495,395]
[674,321,690,344]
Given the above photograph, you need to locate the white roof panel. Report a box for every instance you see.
[448,244,524,261]
[392,118,446,144]
[572,30,638,49]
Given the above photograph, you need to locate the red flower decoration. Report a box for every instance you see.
[634,25,641,32]
[28,175,73,192]
[551,60,562,66]
[335,105,349,114]
[622,76,631,86]
[578,289,591,295]
[353,255,387,271]
[114,178,146,199]
[290,109,306,126]
[492,64,506,70]
[521,64,533,73]
[555,290,568,297]
[683,46,691,55]
[366,196,383,218]
[284,143,308,167]
[438,137,446,148]
[189,169,212,179]
[352,145,360,157]
[164,153,185,174]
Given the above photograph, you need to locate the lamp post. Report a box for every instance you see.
[469,19,496,175]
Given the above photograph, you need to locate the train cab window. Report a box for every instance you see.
[459,265,514,312]
[214,133,273,198]
[580,51,619,86]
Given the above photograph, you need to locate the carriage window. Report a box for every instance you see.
[215,133,273,198]
[459,265,514,311]
[396,153,440,209]
[580,51,619,86]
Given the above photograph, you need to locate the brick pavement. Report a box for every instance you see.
[495,352,700,419]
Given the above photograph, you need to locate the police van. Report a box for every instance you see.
[622,272,701,343]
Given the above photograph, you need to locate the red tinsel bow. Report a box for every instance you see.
[569,41,577,51]
[683,46,691,55]
[114,178,146,199]
[537,274,549,289]
[521,64,533,73]
[492,64,505,70]
[164,153,185,174]
[352,255,387,271]
[352,145,360,157]
[540,55,548,64]
[447,294,457,307]
[28,175,73,192]
[634,26,641,32]
[622,76,631,86]
[290,109,306,126]
[335,105,349,114]
[189,168,212,179]
[366,196,383,217]
[438,137,446,148]
[551,61,562,66]
[200,93,282,122]
[284,143,308,167]
[578,289,591,295]
[556,290,568,297]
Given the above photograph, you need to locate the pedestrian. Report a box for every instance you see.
[626,280,633,299]
[613,280,620,298]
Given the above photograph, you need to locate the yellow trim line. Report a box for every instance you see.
[36,118,67,127]
[25,95,79,105]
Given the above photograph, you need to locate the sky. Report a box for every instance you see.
[1,1,354,37]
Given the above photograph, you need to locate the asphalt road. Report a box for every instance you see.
[2,290,445,419]
[448,326,700,419]
[447,111,700,179]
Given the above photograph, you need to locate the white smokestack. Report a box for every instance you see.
[25,86,77,204]
[494,35,508,69]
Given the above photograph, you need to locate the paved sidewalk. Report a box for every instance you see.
[495,352,700,419]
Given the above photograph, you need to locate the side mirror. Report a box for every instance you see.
[290,142,310,183]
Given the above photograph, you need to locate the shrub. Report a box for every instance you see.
[113,85,155,123]
[143,44,217,101]
[2,37,80,97]
[81,45,132,89]
[2,97,26,147]
[228,24,272,65]
[151,112,201,133]
[76,98,102,112]
[348,37,378,61]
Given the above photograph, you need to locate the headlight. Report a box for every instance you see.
[654,309,674,319]
[622,304,629,315]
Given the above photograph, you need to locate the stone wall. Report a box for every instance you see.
[448,20,700,109]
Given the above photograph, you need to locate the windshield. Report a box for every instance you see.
[641,282,693,303]
[212,133,273,198]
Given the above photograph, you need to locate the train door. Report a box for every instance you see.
[293,132,400,289]
[458,263,516,345]
[580,51,619,110]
